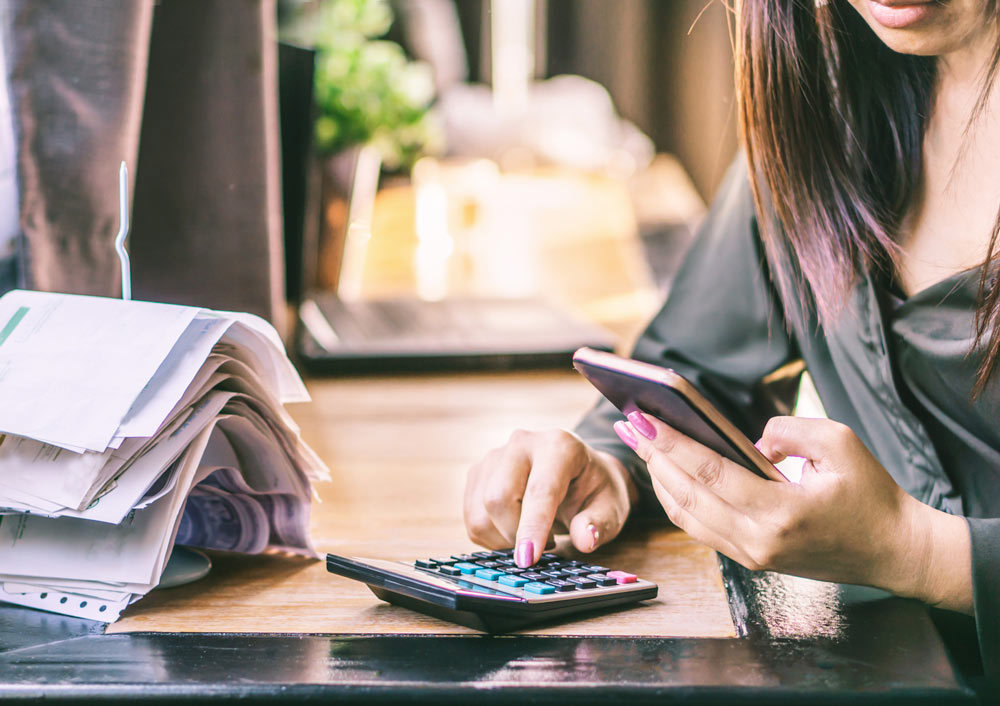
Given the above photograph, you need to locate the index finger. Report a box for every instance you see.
[627,412,777,509]
[514,443,586,567]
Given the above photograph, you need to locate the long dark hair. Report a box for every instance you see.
[737,0,1000,395]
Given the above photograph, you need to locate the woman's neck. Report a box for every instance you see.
[935,32,999,130]
[895,32,1000,297]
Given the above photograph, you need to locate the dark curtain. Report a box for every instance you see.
[3,0,153,296]
[3,0,286,325]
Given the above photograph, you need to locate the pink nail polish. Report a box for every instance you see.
[614,421,638,450]
[515,540,535,568]
[586,523,600,552]
[627,411,656,440]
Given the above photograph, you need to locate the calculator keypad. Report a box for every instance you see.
[412,552,648,600]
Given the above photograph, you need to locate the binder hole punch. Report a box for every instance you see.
[3,585,121,622]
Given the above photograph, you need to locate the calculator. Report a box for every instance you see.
[326,549,658,632]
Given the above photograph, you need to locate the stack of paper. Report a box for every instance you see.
[0,290,329,622]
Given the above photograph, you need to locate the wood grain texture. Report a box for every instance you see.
[109,372,736,638]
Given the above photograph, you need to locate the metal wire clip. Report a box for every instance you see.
[114,161,131,300]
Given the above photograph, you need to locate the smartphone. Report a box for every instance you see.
[572,347,788,482]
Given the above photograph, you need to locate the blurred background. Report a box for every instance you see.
[1,0,739,370]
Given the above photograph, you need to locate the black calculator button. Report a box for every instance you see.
[586,574,617,587]
[540,553,559,562]
[503,567,526,575]
[582,565,608,573]
[521,572,546,581]
[432,558,456,565]
[567,576,598,589]
[451,553,475,562]
[438,565,462,576]
[562,568,588,576]
[496,558,516,566]
[545,579,577,592]
[472,551,499,559]
[476,561,501,569]
[540,570,567,579]
[496,549,515,557]
[415,559,438,569]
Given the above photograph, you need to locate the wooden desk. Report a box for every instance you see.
[0,370,975,703]
[107,371,736,638]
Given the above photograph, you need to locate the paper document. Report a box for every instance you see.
[0,290,198,451]
[0,290,328,623]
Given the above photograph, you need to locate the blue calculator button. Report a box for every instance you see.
[523,582,556,595]
[474,569,504,581]
[454,562,480,574]
[498,574,529,587]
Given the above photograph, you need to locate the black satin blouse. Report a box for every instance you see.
[576,157,1000,675]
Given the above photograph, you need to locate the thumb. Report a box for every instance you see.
[754,437,787,465]
[566,488,627,554]
[757,416,854,468]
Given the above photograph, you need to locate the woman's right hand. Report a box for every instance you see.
[463,429,639,568]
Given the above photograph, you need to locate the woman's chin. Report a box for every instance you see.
[868,31,951,56]
[847,0,987,58]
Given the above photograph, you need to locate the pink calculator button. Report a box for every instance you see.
[606,570,637,584]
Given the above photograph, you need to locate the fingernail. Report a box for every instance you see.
[586,522,600,552]
[515,540,535,568]
[627,411,656,440]
[614,421,638,450]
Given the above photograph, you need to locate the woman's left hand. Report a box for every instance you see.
[613,413,972,612]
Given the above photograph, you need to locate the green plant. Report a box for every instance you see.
[297,0,441,169]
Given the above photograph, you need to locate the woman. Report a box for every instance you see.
[463,0,1000,675]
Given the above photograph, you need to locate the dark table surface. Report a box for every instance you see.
[0,558,980,706]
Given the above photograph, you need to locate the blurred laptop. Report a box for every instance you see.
[278,43,614,375]
[297,293,615,374]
